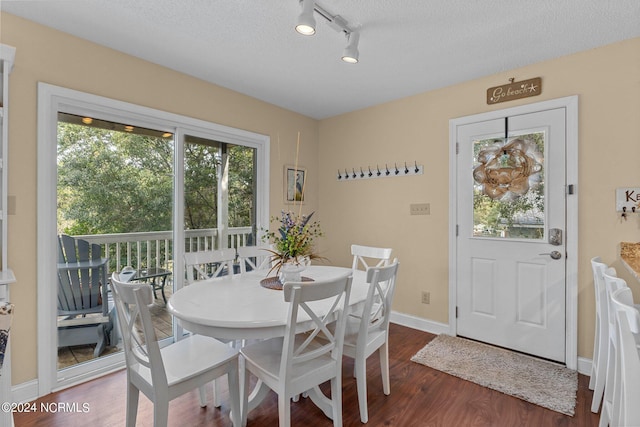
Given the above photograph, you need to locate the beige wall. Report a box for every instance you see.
[318,37,640,362]
[1,13,319,385]
[3,10,640,387]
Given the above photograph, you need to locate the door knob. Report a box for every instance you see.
[539,251,562,260]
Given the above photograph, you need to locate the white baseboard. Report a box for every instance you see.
[12,379,38,404]
[391,310,593,376]
[390,310,451,335]
[12,362,125,404]
[577,356,592,376]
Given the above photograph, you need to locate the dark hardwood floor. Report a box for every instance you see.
[15,324,600,426]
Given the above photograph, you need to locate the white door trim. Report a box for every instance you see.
[448,95,579,369]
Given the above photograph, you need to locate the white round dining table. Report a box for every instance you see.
[167,265,368,341]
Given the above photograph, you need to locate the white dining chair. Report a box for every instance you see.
[589,257,611,412]
[343,259,399,423]
[351,244,392,271]
[110,272,241,427]
[184,248,237,284]
[600,271,628,427]
[184,248,242,407]
[237,244,273,274]
[611,286,640,427]
[240,273,353,427]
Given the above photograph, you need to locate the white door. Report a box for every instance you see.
[456,107,566,362]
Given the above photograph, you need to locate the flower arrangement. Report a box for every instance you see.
[263,210,323,274]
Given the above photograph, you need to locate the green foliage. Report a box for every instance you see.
[228,145,255,228]
[58,122,256,236]
[57,123,173,234]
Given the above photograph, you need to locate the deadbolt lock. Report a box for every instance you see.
[549,228,563,246]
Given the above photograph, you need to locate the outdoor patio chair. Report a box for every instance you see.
[57,234,113,357]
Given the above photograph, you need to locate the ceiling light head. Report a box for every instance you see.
[295,0,316,36]
[341,31,359,63]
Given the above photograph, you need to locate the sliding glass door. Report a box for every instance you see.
[38,83,270,393]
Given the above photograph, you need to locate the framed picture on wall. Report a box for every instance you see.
[285,165,306,203]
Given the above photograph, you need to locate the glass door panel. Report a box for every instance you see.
[472,132,545,239]
[183,135,257,253]
[57,113,174,371]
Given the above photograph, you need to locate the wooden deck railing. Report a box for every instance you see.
[75,227,253,272]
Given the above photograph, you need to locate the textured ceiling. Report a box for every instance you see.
[2,0,639,119]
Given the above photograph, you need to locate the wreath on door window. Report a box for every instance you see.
[472,138,542,201]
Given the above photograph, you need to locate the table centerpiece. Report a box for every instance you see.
[263,210,323,286]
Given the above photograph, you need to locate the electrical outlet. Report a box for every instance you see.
[410,203,430,215]
[421,291,430,304]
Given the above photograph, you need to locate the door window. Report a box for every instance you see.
[472,132,545,240]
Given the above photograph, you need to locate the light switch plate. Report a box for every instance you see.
[410,203,430,215]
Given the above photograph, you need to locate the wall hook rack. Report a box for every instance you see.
[337,160,423,181]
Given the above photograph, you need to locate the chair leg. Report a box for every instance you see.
[213,377,222,408]
[355,357,368,424]
[599,341,616,427]
[590,332,607,412]
[227,360,242,427]
[153,397,170,427]
[94,324,107,357]
[197,385,207,408]
[331,377,343,427]
[380,343,390,395]
[278,394,291,427]
[589,320,600,390]
[590,360,606,413]
[242,368,251,427]
[126,382,140,427]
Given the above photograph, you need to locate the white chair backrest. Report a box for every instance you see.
[184,248,237,284]
[280,273,353,383]
[351,244,392,271]
[612,287,640,334]
[110,272,167,389]
[592,258,613,338]
[611,287,640,426]
[604,270,624,330]
[358,259,399,340]
[591,257,607,319]
[237,245,273,274]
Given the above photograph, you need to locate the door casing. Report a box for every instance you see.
[448,96,579,369]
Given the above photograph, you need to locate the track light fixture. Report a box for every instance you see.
[294,0,360,63]
[341,31,359,63]
[295,0,316,36]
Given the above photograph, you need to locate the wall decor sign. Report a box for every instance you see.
[616,187,640,212]
[487,77,542,105]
